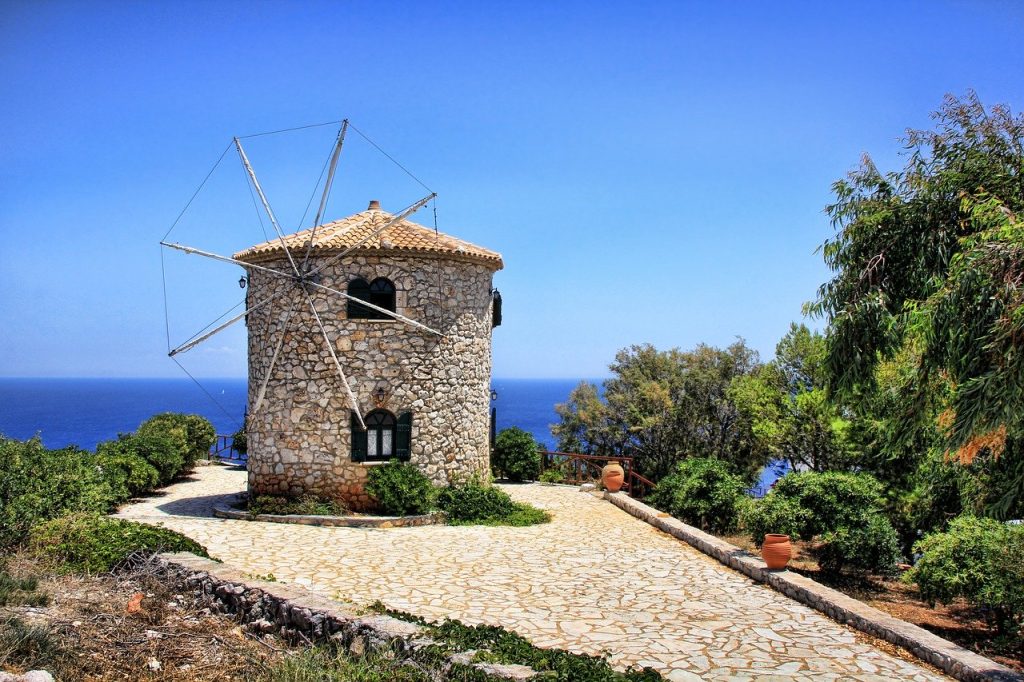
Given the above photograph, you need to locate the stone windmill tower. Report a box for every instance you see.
[232,200,504,510]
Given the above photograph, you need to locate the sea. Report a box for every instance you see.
[0,377,780,492]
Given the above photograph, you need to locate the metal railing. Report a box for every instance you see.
[210,434,245,462]
[539,450,653,499]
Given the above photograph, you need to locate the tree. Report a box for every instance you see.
[810,93,1024,515]
[552,340,768,483]
[730,323,856,472]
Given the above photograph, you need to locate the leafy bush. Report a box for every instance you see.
[248,495,348,517]
[95,437,161,502]
[648,458,746,533]
[137,412,215,472]
[492,427,540,482]
[0,436,115,548]
[29,513,210,573]
[231,426,248,455]
[365,460,436,515]
[745,471,900,574]
[539,468,565,483]
[906,515,1024,634]
[437,478,550,526]
[126,430,188,485]
[817,515,901,576]
[741,494,810,542]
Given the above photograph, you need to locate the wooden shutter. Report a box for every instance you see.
[491,289,502,328]
[351,411,367,462]
[396,411,412,461]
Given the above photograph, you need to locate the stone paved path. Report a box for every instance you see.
[117,464,948,681]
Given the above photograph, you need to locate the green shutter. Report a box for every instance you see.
[396,411,412,461]
[351,411,367,462]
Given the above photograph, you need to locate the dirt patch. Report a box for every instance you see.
[0,553,284,680]
[723,534,1023,672]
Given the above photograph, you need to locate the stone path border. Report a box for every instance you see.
[605,492,1022,682]
[212,501,446,529]
[159,551,537,680]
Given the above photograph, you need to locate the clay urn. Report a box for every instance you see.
[761,534,792,570]
[601,462,625,493]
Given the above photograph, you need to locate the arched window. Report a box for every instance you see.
[351,409,412,462]
[346,277,395,319]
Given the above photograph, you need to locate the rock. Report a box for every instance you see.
[579,483,596,492]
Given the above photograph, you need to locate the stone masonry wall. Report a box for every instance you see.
[243,252,497,510]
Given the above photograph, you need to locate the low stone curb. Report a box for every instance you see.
[157,552,537,680]
[605,491,1022,682]
[212,504,446,529]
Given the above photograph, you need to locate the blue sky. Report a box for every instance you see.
[1,1,1022,379]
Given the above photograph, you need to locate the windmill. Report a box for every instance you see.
[160,121,503,506]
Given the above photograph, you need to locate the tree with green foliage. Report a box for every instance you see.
[492,427,541,482]
[553,340,766,483]
[730,323,857,472]
[809,92,1024,516]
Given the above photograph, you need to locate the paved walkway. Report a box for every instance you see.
[117,464,947,681]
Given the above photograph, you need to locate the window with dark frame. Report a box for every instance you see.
[351,409,412,462]
[346,277,395,320]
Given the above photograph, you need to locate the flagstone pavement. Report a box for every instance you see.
[116,464,949,681]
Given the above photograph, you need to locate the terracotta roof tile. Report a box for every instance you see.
[233,204,503,269]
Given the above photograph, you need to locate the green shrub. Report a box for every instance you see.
[95,436,161,502]
[648,458,746,533]
[0,436,115,548]
[137,412,215,472]
[231,426,248,456]
[539,468,565,484]
[742,494,812,545]
[29,513,210,573]
[744,471,900,574]
[248,495,348,517]
[817,514,901,576]
[492,427,540,482]
[126,430,188,485]
[437,478,550,526]
[906,515,1024,634]
[365,460,436,516]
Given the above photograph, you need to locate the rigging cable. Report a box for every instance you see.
[171,356,243,430]
[162,140,233,242]
[237,119,345,140]
[347,121,434,194]
[160,247,172,354]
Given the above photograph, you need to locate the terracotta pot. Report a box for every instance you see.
[761,534,792,570]
[601,462,625,492]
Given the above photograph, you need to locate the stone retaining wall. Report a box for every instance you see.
[158,552,536,680]
[605,492,1022,682]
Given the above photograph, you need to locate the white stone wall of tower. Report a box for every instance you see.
[244,252,496,510]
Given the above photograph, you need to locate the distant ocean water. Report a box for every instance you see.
[0,377,585,452]
[0,377,780,491]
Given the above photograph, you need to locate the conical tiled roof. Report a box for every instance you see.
[233,201,503,269]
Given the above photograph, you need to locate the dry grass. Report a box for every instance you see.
[0,552,283,680]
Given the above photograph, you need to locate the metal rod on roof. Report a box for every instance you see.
[234,137,303,278]
[306,280,442,336]
[251,301,297,415]
[160,241,294,281]
[302,120,349,272]
[302,290,365,429]
[305,192,437,278]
